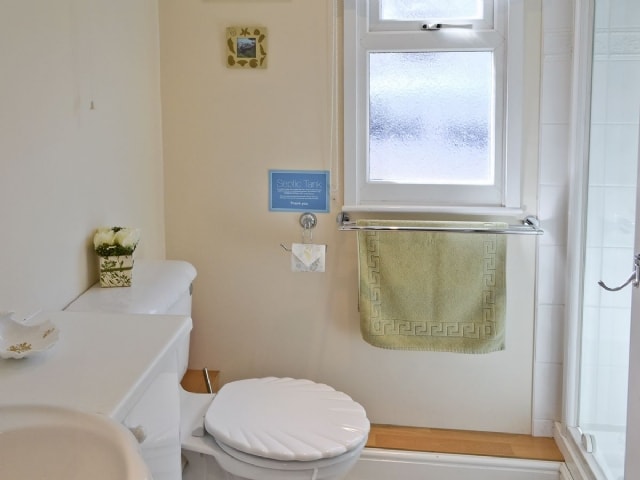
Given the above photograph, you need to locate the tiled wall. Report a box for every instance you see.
[580,0,640,428]
[535,0,640,436]
[534,0,574,437]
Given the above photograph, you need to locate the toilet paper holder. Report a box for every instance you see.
[280,212,318,252]
[299,212,317,231]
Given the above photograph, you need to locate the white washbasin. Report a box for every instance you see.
[0,405,152,480]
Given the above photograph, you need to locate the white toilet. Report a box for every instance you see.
[66,259,370,480]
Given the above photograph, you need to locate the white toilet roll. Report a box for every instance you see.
[291,243,326,272]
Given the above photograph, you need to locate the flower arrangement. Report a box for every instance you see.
[93,227,141,287]
[93,227,141,257]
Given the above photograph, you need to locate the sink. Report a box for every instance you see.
[0,405,152,479]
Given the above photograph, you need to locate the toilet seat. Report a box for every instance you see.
[213,436,368,471]
[203,377,370,462]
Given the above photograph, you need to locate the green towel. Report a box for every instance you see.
[357,220,507,353]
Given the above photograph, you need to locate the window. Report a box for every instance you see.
[344,0,524,212]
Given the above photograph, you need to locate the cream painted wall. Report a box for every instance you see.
[0,0,166,315]
[160,0,541,434]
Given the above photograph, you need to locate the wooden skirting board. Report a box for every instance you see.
[180,369,563,462]
[366,424,563,462]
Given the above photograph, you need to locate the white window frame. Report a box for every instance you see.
[369,0,495,30]
[343,0,524,213]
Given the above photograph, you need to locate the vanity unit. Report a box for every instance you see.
[0,310,191,480]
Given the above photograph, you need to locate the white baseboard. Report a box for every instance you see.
[533,419,556,437]
[346,448,564,480]
[183,446,566,480]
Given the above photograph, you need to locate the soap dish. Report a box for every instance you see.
[0,312,59,359]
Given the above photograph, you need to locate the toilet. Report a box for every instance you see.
[66,259,370,480]
[65,259,197,378]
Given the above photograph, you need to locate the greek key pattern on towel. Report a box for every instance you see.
[364,231,382,320]
[365,232,498,339]
[481,235,497,336]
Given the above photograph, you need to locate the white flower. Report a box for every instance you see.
[93,226,141,256]
[93,227,116,249]
[114,228,141,249]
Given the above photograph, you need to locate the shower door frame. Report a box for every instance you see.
[561,0,640,478]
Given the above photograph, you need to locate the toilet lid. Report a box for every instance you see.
[204,377,370,462]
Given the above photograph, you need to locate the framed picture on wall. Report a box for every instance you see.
[226,26,267,69]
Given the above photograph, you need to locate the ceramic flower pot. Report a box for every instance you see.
[99,255,133,287]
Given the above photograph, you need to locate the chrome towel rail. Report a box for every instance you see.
[337,213,544,235]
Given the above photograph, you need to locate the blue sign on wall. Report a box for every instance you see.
[269,170,330,213]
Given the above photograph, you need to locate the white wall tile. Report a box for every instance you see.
[533,362,563,420]
[583,247,604,307]
[595,365,629,425]
[593,31,610,56]
[540,56,572,124]
[580,361,598,421]
[609,2,640,29]
[536,305,565,364]
[539,185,569,246]
[610,32,640,55]
[543,0,573,31]
[603,186,637,247]
[603,125,640,186]
[606,60,640,123]
[585,187,605,248]
[539,123,570,186]
[587,124,606,185]
[590,59,609,124]
[595,0,611,27]
[597,306,631,368]
[581,306,601,366]
[544,32,574,55]
[537,245,567,305]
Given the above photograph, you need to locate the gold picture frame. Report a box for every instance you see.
[226,26,267,69]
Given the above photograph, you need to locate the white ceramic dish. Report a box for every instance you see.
[0,312,59,359]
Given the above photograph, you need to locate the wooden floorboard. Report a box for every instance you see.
[181,370,564,463]
[181,368,219,393]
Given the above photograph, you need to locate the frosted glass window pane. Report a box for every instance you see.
[380,0,482,21]
[368,51,493,185]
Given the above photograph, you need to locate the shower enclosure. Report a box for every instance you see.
[565,0,640,478]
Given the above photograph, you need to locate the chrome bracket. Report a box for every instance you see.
[299,212,317,230]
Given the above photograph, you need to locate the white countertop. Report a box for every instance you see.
[0,310,192,422]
